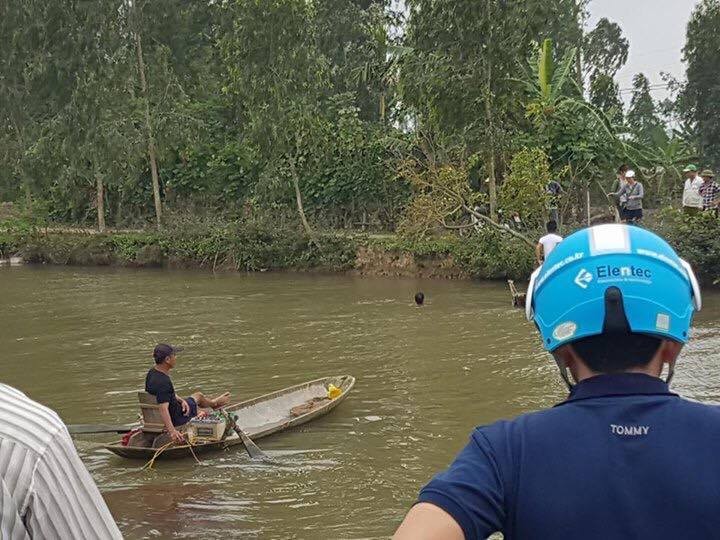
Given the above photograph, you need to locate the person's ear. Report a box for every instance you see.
[659,340,682,365]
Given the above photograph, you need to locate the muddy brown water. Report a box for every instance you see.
[2,266,720,539]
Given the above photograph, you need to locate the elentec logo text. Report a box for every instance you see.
[596,265,652,279]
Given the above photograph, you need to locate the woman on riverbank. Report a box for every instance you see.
[609,170,644,224]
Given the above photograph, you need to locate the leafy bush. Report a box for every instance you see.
[654,207,720,284]
[372,229,534,279]
[499,147,550,228]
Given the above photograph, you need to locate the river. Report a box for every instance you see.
[2,266,720,539]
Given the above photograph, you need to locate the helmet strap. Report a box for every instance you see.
[552,354,575,390]
[665,363,675,386]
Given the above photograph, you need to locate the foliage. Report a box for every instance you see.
[582,18,629,80]
[589,73,623,123]
[7,217,359,272]
[680,0,720,168]
[499,148,551,228]
[627,73,668,148]
[654,207,720,284]
[168,140,260,203]
[370,230,535,280]
[0,0,717,260]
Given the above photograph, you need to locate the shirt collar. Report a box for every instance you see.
[558,373,676,405]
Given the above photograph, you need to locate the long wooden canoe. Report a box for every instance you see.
[104,375,354,460]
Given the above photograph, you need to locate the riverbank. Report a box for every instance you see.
[1,209,717,284]
[0,219,534,280]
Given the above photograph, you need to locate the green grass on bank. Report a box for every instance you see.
[1,209,718,284]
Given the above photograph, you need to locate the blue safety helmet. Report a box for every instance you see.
[526,224,701,352]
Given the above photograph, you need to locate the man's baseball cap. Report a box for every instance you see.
[683,164,698,172]
[153,343,184,362]
[700,169,715,178]
[625,170,636,178]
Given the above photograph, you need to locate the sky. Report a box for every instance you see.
[587,0,700,104]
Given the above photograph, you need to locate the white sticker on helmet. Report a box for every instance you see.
[553,321,577,341]
[589,224,631,255]
[655,313,670,331]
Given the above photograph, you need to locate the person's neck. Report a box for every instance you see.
[571,360,662,383]
[154,363,171,374]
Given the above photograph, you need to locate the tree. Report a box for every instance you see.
[681,0,720,167]
[582,18,629,81]
[589,73,623,122]
[219,0,331,239]
[627,73,668,147]
[0,1,97,206]
[400,0,584,219]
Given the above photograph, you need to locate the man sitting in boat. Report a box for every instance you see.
[146,343,231,444]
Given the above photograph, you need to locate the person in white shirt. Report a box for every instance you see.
[682,164,704,214]
[0,383,122,539]
[535,220,563,266]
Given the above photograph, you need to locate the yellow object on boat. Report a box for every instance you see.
[327,384,342,400]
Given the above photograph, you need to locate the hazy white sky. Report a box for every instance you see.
[587,0,700,102]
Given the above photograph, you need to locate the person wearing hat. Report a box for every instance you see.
[682,164,703,214]
[394,224,718,540]
[698,169,720,212]
[608,169,644,224]
[145,344,231,443]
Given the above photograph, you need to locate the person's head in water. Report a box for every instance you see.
[546,220,557,233]
[526,224,701,388]
[415,292,424,306]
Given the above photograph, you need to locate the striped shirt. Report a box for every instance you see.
[0,384,122,539]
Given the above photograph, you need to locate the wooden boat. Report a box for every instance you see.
[104,375,355,460]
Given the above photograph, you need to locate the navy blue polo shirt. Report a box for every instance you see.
[418,373,720,539]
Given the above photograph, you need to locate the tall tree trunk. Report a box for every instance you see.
[576,8,585,94]
[485,67,497,220]
[288,156,314,240]
[23,180,32,207]
[96,172,106,232]
[586,180,591,226]
[10,115,32,208]
[134,30,162,229]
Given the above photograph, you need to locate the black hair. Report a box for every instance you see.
[414,292,424,305]
[618,164,629,174]
[571,332,663,373]
[546,220,557,233]
[153,353,169,364]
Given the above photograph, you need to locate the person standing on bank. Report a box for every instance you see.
[535,220,563,266]
[395,224,711,540]
[682,164,704,214]
[146,344,231,444]
[698,169,720,213]
[0,383,122,538]
[609,169,643,224]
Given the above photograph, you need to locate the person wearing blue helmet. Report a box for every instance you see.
[394,224,717,540]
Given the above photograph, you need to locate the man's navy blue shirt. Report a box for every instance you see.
[418,373,720,539]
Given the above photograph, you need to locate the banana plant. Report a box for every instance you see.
[517,38,618,151]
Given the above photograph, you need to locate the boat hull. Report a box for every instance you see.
[104,375,354,460]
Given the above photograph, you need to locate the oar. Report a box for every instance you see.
[67,423,138,435]
[222,410,269,461]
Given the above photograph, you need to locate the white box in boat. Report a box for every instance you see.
[187,417,226,440]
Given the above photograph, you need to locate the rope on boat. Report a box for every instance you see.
[140,436,215,470]
[141,442,175,470]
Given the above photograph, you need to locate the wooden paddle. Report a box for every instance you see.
[222,410,269,461]
[67,423,137,435]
